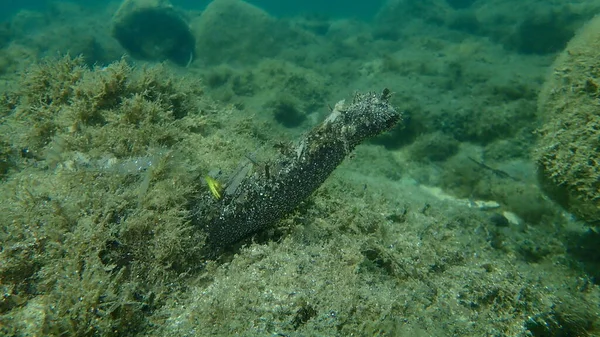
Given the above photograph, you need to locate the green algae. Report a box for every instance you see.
[0,0,600,335]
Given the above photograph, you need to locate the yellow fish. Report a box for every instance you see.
[204,175,223,200]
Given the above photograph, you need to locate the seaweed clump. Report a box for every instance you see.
[0,55,213,336]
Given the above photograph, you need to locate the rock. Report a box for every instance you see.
[112,0,195,66]
[534,16,600,225]
[191,0,294,65]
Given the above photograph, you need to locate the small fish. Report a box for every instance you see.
[204,175,223,200]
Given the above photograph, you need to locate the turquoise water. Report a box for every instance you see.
[2,0,385,19]
[1,0,600,336]
[176,0,385,18]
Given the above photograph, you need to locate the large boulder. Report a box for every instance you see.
[191,0,295,65]
[112,0,195,66]
[534,16,600,225]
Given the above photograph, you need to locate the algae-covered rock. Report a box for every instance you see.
[534,16,600,225]
[0,55,211,335]
[191,0,295,65]
[112,0,195,66]
[375,0,597,55]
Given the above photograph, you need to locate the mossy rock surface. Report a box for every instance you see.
[535,16,600,225]
[0,55,216,335]
[190,0,299,65]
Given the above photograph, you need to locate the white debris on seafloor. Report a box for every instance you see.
[420,185,501,210]
[502,211,522,226]
[62,150,167,175]
[469,199,501,210]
